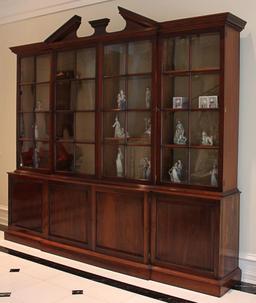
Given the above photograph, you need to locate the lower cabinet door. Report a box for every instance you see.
[96,189,145,260]
[152,193,219,274]
[49,183,90,246]
[10,176,43,232]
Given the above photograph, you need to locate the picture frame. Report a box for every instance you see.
[208,96,218,108]
[173,97,188,109]
[198,96,209,108]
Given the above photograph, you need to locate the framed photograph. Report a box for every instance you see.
[173,97,188,109]
[198,96,209,108]
[208,96,218,108]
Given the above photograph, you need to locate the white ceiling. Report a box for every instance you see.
[0,0,112,25]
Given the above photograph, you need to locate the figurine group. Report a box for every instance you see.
[168,160,183,183]
[174,120,187,144]
[116,87,151,110]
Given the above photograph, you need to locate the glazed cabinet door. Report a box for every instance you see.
[151,193,219,275]
[49,182,91,247]
[9,175,43,232]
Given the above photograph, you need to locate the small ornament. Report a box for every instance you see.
[210,161,218,187]
[168,160,183,183]
[33,146,40,168]
[145,87,151,109]
[144,118,151,136]
[201,131,213,146]
[112,116,125,138]
[142,157,151,180]
[116,147,124,177]
[34,123,39,140]
[173,120,187,145]
[36,100,42,111]
[117,89,126,110]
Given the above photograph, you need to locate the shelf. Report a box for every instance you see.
[162,144,189,148]
[55,76,96,82]
[19,81,50,86]
[161,108,219,112]
[162,144,219,149]
[102,108,151,112]
[56,139,95,144]
[103,72,152,79]
[162,67,220,75]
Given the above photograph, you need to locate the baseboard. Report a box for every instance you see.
[0,204,8,226]
[239,253,256,284]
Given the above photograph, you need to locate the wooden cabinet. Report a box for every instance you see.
[5,7,246,296]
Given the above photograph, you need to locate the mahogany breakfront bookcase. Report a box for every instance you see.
[6,7,246,296]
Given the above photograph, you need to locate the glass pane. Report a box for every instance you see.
[127,112,151,144]
[36,54,51,82]
[162,75,189,108]
[103,112,126,142]
[34,142,49,169]
[56,80,72,110]
[161,147,188,184]
[128,40,152,74]
[104,44,126,76]
[190,111,219,146]
[127,76,151,109]
[76,48,96,78]
[56,142,74,171]
[103,78,126,110]
[56,113,74,139]
[162,111,189,145]
[20,85,34,111]
[35,84,50,111]
[35,113,49,140]
[20,57,34,83]
[163,37,189,71]
[19,113,34,138]
[19,141,34,168]
[191,74,219,109]
[75,144,95,174]
[103,144,125,177]
[72,80,95,110]
[56,51,75,79]
[75,113,95,142]
[126,146,151,180]
[191,33,220,69]
[190,149,218,187]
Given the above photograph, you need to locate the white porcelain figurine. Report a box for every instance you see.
[173,120,187,145]
[145,87,151,109]
[112,116,124,138]
[201,131,213,146]
[116,147,124,177]
[168,160,183,183]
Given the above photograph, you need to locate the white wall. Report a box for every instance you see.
[0,0,255,283]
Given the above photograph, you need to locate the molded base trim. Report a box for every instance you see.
[5,229,241,297]
[240,253,256,284]
[0,204,7,226]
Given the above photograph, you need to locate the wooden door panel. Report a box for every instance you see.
[96,191,144,257]
[10,177,42,232]
[49,183,90,244]
[154,195,218,272]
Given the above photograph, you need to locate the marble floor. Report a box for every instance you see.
[0,231,255,303]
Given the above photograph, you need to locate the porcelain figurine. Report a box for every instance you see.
[145,87,151,109]
[168,160,183,183]
[116,147,124,177]
[201,131,213,146]
[173,120,187,144]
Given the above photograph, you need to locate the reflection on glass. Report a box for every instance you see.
[34,142,49,169]
[77,48,96,78]
[20,57,34,83]
[104,44,126,76]
[36,84,50,111]
[126,146,151,180]
[75,144,95,174]
[19,113,34,138]
[162,76,189,108]
[56,80,72,110]
[55,142,74,171]
[103,145,125,177]
[128,40,152,74]
[191,74,219,108]
[191,33,220,69]
[57,51,75,78]
[127,76,151,109]
[190,111,219,146]
[75,113,95,142]
[36,55,51,82]
[190,149,218,186]
[35,113,49,140]
[73,80,95,110]
[56,113,74,139]
[127,112,151,141]
[163,37,189,71]
[161,147,188,183]
[20,85,34,111]
[19,141,34,168]
[103,78,126,110]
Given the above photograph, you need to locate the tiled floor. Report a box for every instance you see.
[0,231,255,303]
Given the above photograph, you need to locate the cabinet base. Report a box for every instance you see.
[4,229,241,297]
